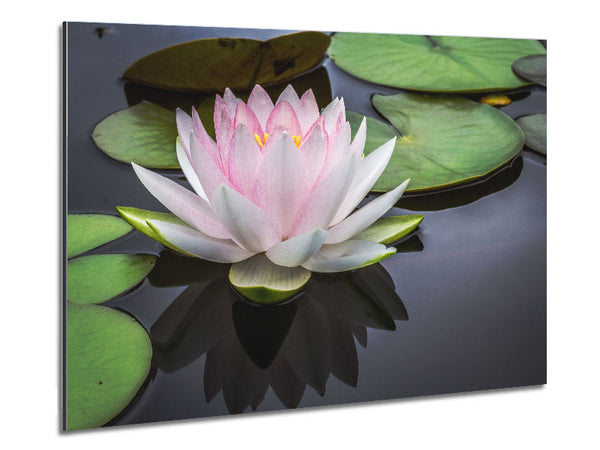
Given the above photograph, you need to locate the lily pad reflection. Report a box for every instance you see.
[149,251,411,413]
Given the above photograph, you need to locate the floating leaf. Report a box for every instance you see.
[329,34,546,92]
[229,254,311,305]
[92,101,179,169]
[66,303,152,430]
[347,92,524,192]
[67,214,132,259]
[516,113,546,154]
[512,54,547,86]
[354,215,424,244]
[123,32,331,92]
[68,254,156,304]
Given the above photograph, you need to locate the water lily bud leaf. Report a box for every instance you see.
[329,34,545,92]
[67,254,157,304]
[122,31,331,92]
[516,113,546,154]
[480,93,512,106]
[67,214,132,259]
[512,54,547,86]
[92,101,179,169]
[347,92,524,192]
[229,254,311,305]
[116,206,186,250]
[66,303,152,430]
[354,215,424,244]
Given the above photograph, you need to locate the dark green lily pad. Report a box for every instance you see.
[516,113,546,154]
[347,92,524,192]
[123,31,331,92]
[329,34,546,92]
[512,54,546,86]
[92,101,179,169]
[66,303,152,430]
[67,214,132,259]
[68,254,156,304]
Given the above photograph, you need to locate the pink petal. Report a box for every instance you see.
[298,119,327,187]
[191,107,219,164]
[189,132,231,200]
[247,85,274,130]
[223,88,241,116]
[214,96,235,174]
[318,121,352,178]
[289,151,358,236]
[297,89,320,135]
[176,137,208,201]
[227,124,264,198]
[276,85,300,108]
[234,101,263,137]
[254,131,311,236]
[132,162,230,239]
[211,184,282,253]
[265,101,302,137]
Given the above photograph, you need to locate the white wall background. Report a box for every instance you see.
[2,0,598,448]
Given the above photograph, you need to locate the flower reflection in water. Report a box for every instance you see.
[149,249,410,413]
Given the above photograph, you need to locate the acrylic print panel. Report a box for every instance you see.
[63,22,546,430]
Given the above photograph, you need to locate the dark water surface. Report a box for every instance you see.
[65,22,546,426]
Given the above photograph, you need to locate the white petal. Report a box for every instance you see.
[331,137,396,224]
[266,228,328,267]
[211,184,282,253]
[176,138,208,201]
[325,179,410,244]
[147,220,254,263]
[301,240,396,273]
[176,108,193,151]
[132,162,229,239]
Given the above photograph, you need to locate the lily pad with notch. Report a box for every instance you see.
[329,33,546,92]
[347,92,524,192]
[512,54,546,87]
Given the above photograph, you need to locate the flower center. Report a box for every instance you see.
[254,132,302,148]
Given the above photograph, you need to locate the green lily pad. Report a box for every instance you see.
[354,215,424,244]
[512,54,546,87]
[347,92,524,192]
[68,254,157,304]
[516,113,546,154]
[329,34,546,92]
[66,303,152,430]
[123,31,331,92]
[229,254,311,305]
[67,214,132,259]
[92,101,179,169]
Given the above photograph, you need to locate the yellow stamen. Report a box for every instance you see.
[254,132,269,148]
[292,135,302,148]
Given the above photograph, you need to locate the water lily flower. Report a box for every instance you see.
[118,84,413,303]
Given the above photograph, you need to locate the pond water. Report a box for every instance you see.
[65,22,546,426]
